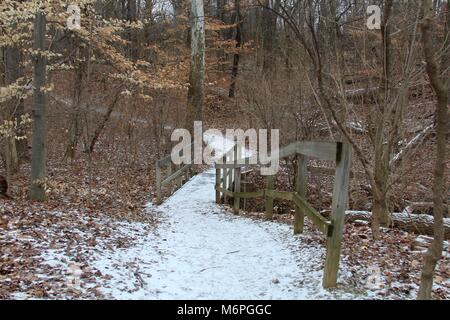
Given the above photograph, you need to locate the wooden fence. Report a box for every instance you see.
[214,141,353,288]
[155,143,194,205]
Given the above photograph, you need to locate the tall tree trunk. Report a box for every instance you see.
[215,0,229,72]
[127,0,138,61]
[88,91,120,153]
[417,0,449,300]
[444,0,450,218]
[186,0,206,133]
[121,0,127,20]
[229,0,242,98]
[172,0,183,18]
[216,0,225,21]
[64,45,84,162]
[261,0,280,72]
[29,12,47,201]
[4,43,23,173]
[372,0,394,238]
[143,0,154,43]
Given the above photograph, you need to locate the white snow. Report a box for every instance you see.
[35,134,376,300]
[203,131,254,160]
[81,169,373,300]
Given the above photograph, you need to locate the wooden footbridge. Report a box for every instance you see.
[156,140,353,289]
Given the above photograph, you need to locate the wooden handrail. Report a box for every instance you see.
[155,142,195,205]
[214,141,342,169]
[292,193,333,237]
[214,140,353,289]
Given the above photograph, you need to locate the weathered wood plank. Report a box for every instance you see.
[215,187,234,198]
[155,161,162,205]
[227,149,234,196]
[233,144,241,214]
[278,142,299,159]
[233,190,265,199]
[162,165,191,186]
[215,167,221,203]
[294,155,307,234]
[323,142,353,288]
[222,154,228,203]
[265,189,294,201]
[156,154,172,167]
[292,193,332,236]
[157,142,195,166]
[296,142,338,161]
[272,141,338,162]
[166,163,173,182]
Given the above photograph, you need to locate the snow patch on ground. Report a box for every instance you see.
[80,169,374,299]
[30,134,382,299]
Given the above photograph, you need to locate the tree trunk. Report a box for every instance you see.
[216,0,225,21]
[29,12,47,201]
[417,0,449,300]
[373,149,392,228]
[186,0,206,133]
[172,0,183,18]
[229,0,242,98]
[4,42,23,172]
[261,0,280,72]
[345,211,450,240]
[371,0,394,238]
[88,92,120,153]
[64,46,84,162]
[127,0,138,61]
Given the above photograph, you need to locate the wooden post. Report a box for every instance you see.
[294,155,308,234]
[265,175,275,219]
[222,154,228,204]
[175,165,184,189]
[179,165,184,187]
[215,165,221,204]
[233,144,241,214]
[227,150,233,197]
[242,171,247,211]
[233,167,241,213]
[156,161,162,205]
[323,142,353,288]
[186,165,191,181]
[167,163,173,192]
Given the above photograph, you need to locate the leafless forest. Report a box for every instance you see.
[0,0,448,300]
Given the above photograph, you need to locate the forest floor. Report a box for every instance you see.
[66,169,376,300]
[0,169,403,299]
[1,133,448,300]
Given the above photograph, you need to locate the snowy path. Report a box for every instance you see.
[89,169,370,300]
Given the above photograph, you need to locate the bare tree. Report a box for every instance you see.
[417,0,449,300]
[29,12,47,201]
[127,0,139,60]
[187,0,206,132]
[3,46,21,179]
[229,0,242,98]
[260,0,281,72]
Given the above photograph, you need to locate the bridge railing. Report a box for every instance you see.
[155,143,194,205]
[214,141,353,289]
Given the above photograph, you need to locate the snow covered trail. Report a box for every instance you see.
[90,169,370,300]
